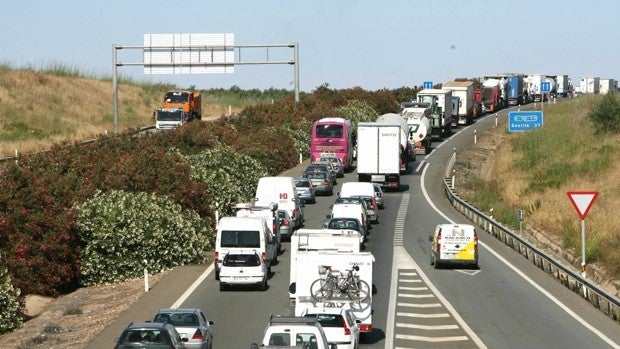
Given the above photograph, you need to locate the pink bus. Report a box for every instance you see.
[310,117,353,171]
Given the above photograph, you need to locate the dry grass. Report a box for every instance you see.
[460,96,620,279]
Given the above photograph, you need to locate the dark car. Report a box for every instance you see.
[305,163,337,185]
[303,170,334,196]
[115,321,186,349]
[152,308,214,349]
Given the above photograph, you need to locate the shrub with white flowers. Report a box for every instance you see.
[0,263,22,334]
[74,190,212,286]
[185,145,269,217]
[336,100,379,130]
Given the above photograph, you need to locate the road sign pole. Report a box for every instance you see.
[581,219,586,277]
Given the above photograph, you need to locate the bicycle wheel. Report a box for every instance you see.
[347,279,370,301]
[310,278,333,301]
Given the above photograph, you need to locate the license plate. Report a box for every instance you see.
[371,175,385,182]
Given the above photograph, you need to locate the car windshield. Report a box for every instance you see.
[121,329,168,344]
[336,197,362,204]
[305,314,342,327]
[223,254,261,267]
[305,172,327,179]
[154,313,199,327]
[295,180,310,188]
[328,219,359,230]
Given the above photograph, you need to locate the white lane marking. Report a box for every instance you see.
[397,312,450,318]
[398,286,429,291]
[397,302,442,308]
[397,323,459,330]
[170,263,214,308]
[398,293,435,298]
[396,334,469,342]
[399,272,417,276]
[421,164,620,349]
[415,160,426,173]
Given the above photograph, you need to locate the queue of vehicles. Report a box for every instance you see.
[115,93,496,348]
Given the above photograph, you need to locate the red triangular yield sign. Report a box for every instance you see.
[567,191,599,219]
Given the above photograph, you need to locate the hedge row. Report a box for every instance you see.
[0,85,401,333]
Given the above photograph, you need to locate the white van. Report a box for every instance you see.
[339,182,379,223]
[214,216,278,280]
[429,223,479,268]
[330,203,368,230]
[339,181,375,199]
[255,176,304,230]
[233,202,281,251]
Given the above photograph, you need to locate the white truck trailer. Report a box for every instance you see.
[289,250,375,335]
[442,81,474,125]
[356,121,402,190]
[416,89,453,140]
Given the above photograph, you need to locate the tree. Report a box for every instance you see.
[587,92,620,135]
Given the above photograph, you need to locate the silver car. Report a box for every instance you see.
[318,156,345,178]
[373,183,385,209]
[294,177,316,204]
[304,170,333,196]
[152,308,214,349]
[277,209,293,241]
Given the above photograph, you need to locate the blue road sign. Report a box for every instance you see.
[508,111,544,132]
[423,81,433,89]
[541,81,551,92]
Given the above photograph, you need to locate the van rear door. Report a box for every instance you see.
[437,224,478,265]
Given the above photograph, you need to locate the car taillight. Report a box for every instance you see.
[214,251,219,261]
[474,233,478,252]
[324,179,330,185]
[191,329,204,340]
[262,252,266,261]
[282,219,290,226]
[341,317,351,335]
[436,232,442,252]
[358,323,372,332]
[371,198,377,210]
[292,210,296,219]
[273,222,277,234]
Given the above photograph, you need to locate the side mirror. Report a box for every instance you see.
[207,320,215,326]
[289,282,297,294]
[325,214,331,219]
[250,344,260,349]
[428,235,434,242]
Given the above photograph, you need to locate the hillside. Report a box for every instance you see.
[454,96,620,292]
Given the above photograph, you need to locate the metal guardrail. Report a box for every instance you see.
[443,151,620,323]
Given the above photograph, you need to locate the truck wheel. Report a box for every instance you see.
[215,270,220,281]
[219,282,226,291]
[260,277,268,291]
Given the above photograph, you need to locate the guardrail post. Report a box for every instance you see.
[474,129,477,144]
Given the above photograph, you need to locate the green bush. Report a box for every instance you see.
[74,190,212,286]
[587,92,620,134]
[0,263,22,334]
[185,145,270,217]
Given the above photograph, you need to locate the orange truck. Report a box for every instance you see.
[163,90,202,120]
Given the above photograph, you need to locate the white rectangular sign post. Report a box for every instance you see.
[567,191,599,277]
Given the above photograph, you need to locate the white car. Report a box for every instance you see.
[302,307,360,349]
[372,183,384,209]
[219,250,268,291]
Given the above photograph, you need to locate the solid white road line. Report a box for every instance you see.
[421,163,620,349]
[170,263,214,308]
[396,323,459,330]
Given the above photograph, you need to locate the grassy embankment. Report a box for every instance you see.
[0,64,280,158]
[459,95,620,279]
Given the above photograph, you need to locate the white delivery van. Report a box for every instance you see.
[234,202,281,252]
[255,176,304,230]
[429,223,479,268]
[214,216,278,280]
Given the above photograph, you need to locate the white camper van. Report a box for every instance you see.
[255,176,304,230]
[214,216,278,280]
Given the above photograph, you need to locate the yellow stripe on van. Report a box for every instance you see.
[456,240,477,260]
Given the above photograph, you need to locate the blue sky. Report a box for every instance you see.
[2,0,617,92]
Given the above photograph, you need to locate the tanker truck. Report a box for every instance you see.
[401,103,432,155]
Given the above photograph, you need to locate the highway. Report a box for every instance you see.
[91,109,620,349]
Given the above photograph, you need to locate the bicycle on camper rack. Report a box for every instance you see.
[310,265,370,302]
